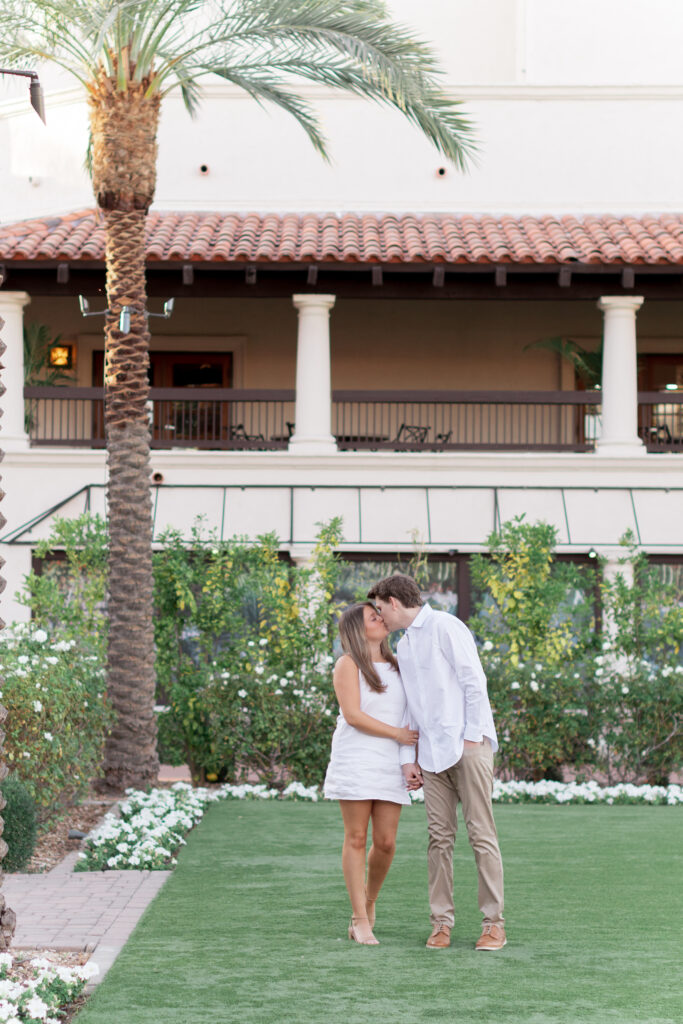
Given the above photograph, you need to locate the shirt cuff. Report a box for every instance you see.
[399,746,416,765]
[463,725,483,743]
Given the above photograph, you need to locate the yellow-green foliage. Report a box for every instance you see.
[473,517,582,667]
[471,517,599,780]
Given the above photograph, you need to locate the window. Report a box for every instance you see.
[335,553,463,616]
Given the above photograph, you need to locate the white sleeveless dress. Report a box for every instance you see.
[323,661,414,805]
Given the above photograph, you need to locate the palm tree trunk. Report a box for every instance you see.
[100,209,159,789]
[0,322,17,948]
[90,75,160,790]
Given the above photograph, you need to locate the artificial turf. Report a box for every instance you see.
[75,800,683,1024]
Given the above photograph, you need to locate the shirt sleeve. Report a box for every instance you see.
[398,702,417,766]
[439,617,487,742]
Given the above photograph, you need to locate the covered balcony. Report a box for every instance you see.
[2,210,683,458]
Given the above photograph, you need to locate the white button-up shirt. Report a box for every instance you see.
[396,603,498,774]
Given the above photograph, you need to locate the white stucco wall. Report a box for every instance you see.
[3,1,683,219]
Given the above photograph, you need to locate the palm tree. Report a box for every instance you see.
[2,0,476,791]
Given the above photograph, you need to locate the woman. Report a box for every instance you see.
[324,602,419,945]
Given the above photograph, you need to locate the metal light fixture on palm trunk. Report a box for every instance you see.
[78,296,174,333]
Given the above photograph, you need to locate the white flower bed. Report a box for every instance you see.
[0,952,98,1023]
[220,780,683,807]
[76,782,226,871]
[490,779,683,806]
[76,777,682,872]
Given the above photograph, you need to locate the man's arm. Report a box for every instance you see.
[440,618,486,743]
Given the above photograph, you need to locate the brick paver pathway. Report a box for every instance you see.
[4,853,171,989]
[3,768,189,990]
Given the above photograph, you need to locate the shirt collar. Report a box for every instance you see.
[407,603,432,630]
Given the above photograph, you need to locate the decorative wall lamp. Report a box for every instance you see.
[48,343,74,369]
[0,68,46,122]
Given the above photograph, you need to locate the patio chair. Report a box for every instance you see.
[393,423,430,444]
[229,423,265,443]
[640,423,672,444]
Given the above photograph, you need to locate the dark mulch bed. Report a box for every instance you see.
[24,795,122,874]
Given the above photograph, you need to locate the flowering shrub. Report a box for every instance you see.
[595,537,683,784]
[1,623,112,825]
[154,519,343,786]
[478,650,599,782]
[471,518,599,780]
[596,659,683,784]
[0,951,98,1023]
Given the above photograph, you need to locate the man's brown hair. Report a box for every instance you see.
[367,573,422,608]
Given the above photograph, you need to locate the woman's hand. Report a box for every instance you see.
[395,726,419,745]
[402,763,424,790]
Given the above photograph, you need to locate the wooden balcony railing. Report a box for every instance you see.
[332,389,601,451]
[22,387,683,452]
[637,391,683,450]
[24,387,296,450]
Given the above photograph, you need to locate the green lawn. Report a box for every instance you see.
[76,801,683,1024]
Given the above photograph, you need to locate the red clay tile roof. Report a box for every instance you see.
[3,210,683,265]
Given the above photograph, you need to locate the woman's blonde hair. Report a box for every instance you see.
[337,602,398,694]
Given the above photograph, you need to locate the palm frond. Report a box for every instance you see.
[210,67,328,157]
[525,336,603,389]
[177,76,202,116]
[0,0,477,168]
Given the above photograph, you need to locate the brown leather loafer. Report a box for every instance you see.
[475,923,507,950]
[426,925,451,949]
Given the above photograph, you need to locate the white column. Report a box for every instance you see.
[595,296,645,457]
[289,294,337,454]
[0,291,30,450]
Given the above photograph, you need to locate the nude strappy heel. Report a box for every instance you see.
[348,916,379,945]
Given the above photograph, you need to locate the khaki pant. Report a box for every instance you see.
[422,739,504,927]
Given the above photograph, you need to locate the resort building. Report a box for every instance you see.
[1,0,681,620]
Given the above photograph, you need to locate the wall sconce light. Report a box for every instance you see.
[588,548,598,559]
[49,344,74,369]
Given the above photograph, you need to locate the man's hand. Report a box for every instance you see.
[402,763,424,791]
[463,739,482,749]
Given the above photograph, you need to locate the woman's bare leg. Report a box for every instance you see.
[366,801,402,924]
[339,800,376,941]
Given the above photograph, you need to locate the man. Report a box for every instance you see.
[368,573,506,951]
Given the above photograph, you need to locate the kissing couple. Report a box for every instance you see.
[323,573,506,951]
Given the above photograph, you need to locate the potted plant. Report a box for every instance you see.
[24,322,74,432]
[525,336,602,442]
